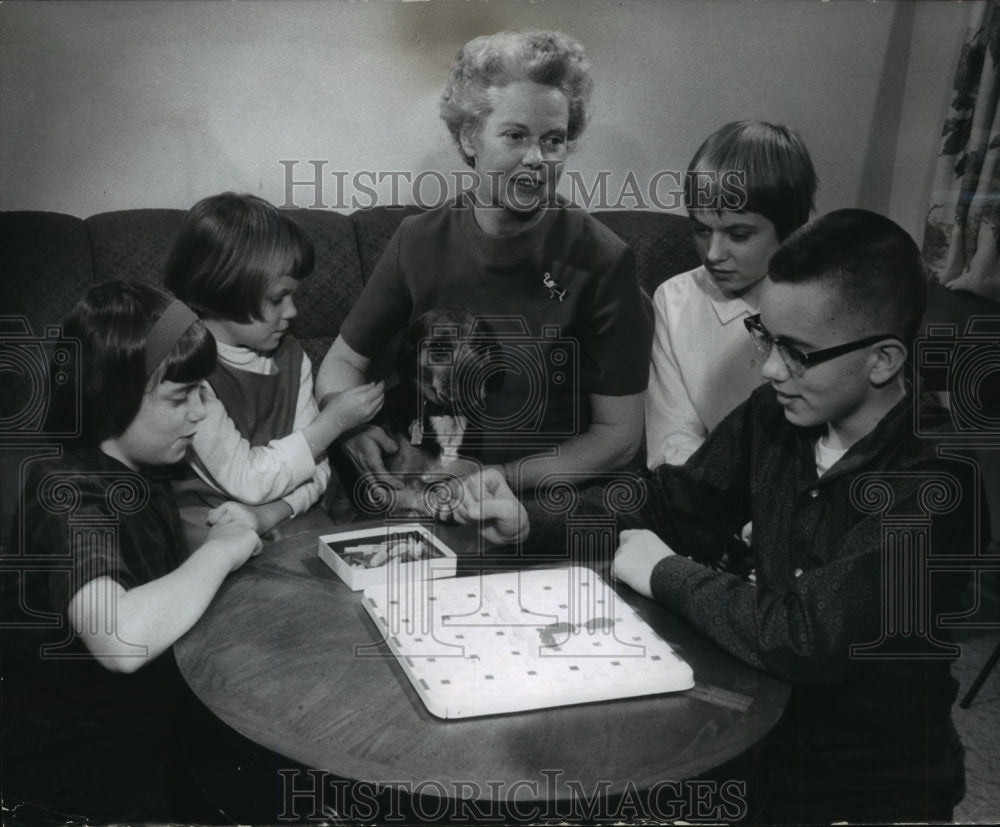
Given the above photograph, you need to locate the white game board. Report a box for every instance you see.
[362,565,694,719]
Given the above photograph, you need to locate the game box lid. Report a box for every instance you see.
[318,524,457,591]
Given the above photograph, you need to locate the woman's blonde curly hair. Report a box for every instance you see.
[440,30,593,167]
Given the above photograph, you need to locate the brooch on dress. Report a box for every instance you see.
[542,272,567,302]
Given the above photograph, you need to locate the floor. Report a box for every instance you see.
[952,574,1000,825]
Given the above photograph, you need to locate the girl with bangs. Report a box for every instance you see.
[1,280,262,821]
[645,121,817,468]
[166,192,383,537]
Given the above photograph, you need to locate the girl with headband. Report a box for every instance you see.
[165,192,384,538]
[1,280,262,821]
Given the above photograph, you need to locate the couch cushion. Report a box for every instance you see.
[86,208,187,285]
[0,210,91,508]
[1,211,94,551]
[591,210,700,297]
[280,209,363,370]
[1,211,94,332]
[351,205,424,285]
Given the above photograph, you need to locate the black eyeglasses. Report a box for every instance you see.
[744,314,899,377]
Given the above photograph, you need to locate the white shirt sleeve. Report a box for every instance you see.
[645,278,709,468]
[280,458,330,517]
[190,380,317,505]
[278,353,331,516]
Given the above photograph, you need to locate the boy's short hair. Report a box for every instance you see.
[165,192,315,324]
[51,280,216,443]
[768,208,927,347]
[684,121,817,241]
[440,30,593,168]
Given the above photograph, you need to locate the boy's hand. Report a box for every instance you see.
[613,529,675,599]
[450,467,529,545]
[204,520,263,572]
[323,381,385,433]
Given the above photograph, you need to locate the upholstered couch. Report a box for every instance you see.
[0,205,701,548]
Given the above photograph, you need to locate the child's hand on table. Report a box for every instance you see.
[208,501,259,531]
[208,500,292,541]
[613,529,675,599]
[204,519,263,572]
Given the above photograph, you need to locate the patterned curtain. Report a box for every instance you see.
[923,0,1000,300]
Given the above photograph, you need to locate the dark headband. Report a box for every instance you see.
[145,300,199,376]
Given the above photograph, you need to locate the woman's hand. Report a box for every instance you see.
[450,467,529,545]
[613,529,675,599]
[341,424,402,489]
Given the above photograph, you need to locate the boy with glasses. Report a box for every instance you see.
[615,209,981,823]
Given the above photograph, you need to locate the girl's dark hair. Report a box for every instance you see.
[165,192,315,324]
[440,30,593,168]
[47,280,216,444]
[684,121,817,241]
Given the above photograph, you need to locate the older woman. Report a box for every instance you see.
[317,31,651,513]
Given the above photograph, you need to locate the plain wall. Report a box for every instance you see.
[0,0,971,244]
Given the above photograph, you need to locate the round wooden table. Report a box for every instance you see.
[175,508,788,822]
